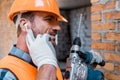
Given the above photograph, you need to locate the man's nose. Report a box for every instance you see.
[53,25,61,31]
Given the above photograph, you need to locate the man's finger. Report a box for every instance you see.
[26,29,35,46]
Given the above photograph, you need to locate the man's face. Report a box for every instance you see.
[30,12,61,46]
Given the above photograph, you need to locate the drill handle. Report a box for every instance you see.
[78,51,106,66]
[97,60,105,66]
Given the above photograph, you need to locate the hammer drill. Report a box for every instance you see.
[64,37,105,80]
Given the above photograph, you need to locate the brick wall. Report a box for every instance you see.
[0,0,16,58]
[91,0,120,80]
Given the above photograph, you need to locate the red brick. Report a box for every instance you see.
[105,11,120,20]
[92,42,115,50]
[105,72,120,80]
[105,32,120,41]
[92,33,101,40]
[105,0,115,9]
[119,22,120,30]
[117,65,120,72]
[92,22,115,30]
[117,44,120,51]
[103,62,114,71]
[91,13,101,21]
[91,0,115,12]
[91,4,104,12]
[104,53,120,62]
[97,62,114,71]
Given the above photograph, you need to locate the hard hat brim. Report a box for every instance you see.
[59,15,68,22]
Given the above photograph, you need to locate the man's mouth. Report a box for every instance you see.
[50,34,56,46]
[49,32,56,41]
[49,30,58,46]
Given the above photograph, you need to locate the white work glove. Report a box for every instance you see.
[26,29,57,69]
[89,50,103,64]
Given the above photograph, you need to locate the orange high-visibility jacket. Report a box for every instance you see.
[0,55,63,80]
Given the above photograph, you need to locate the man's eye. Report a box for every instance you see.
[43,16,58,22]
[44,18,52,21]
[47,18,52,21]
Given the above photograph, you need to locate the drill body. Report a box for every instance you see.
[64,37,105,80]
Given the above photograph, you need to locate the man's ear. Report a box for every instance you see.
[19,18,31,32]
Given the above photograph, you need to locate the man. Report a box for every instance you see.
[0,0,67,80]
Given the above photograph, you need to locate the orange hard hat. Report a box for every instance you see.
[8,0,67,22]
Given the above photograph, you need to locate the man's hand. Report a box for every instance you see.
[89,50,103,64]
[26,29,57,69]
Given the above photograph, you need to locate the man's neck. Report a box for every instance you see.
[16,32,29,53]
